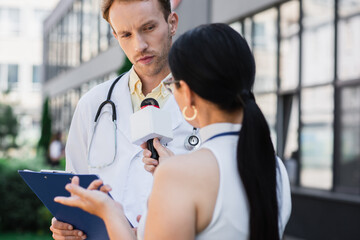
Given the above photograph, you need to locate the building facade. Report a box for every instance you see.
[43,0,360,239]
[0,0,58,151]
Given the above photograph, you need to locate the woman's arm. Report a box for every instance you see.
[54,177,136,240]
[143,157,197,240]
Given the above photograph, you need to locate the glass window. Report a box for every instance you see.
[302,0,334,86]
[283,96,299,160]
[49,28,57,79]
[338,0,360,81]
[72,0,82,67]
[0,8,20,37]
[100,13,110,51]
[81,0,100,62]
[8,64,19,89]
[0,64,5,91]
[280,0,300,90]
[90,0,100,57]
[243,18,252,49]
[32,65,41,83]
[256,93,278,149]
[338,86,360,194]
[229,21,242,35]
[282,95,299,185]
[55,23,61,76]
[0,8,4,35]
[252,8,278,92]
[82,0,92,62]
[300,86,334,190]
[32,9,49,37]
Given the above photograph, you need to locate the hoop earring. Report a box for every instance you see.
[182,106,197,121]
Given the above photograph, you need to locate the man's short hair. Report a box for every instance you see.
[101,0,171,23]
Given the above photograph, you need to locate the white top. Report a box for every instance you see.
[49,140,62,159]
[65,72,193,226]
[137,123,291,239]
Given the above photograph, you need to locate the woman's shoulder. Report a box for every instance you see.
[153,149,218,190]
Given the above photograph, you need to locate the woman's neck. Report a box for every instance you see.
[197,103,243,128]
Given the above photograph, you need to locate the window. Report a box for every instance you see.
[279,0,300,90]
[256,93,278,149]
[252,8,278,93]
[32,9,50,37]
[302,0,334,86]
[338,0,360,81]
[338,86,360,194]
[33,66,41,83]
[0,64,5,91]
[301,86,334,190]
[89,0,100,57]
[81,0,93,62]
[229,21,242,35]
[99,17,111,52]
[0,8,20,37]
[243,18,253,50]
[8,64,19,89]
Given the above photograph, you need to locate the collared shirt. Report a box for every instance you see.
[128,68,172,112]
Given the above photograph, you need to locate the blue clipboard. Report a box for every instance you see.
[18,170,110,240]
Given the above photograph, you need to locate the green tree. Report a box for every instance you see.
[117,56,132,75]
[38,97,52,158]
[0,104,18,150]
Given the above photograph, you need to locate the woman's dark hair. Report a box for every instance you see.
[169,23,279,240]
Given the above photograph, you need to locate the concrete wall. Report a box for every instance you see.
[286,188,360,239]
[43,44,125,96]
[175,0,209,37]
[211,0,282,23]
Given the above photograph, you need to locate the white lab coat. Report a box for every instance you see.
[65,71,193,226]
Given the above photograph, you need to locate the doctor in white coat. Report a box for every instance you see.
[50,0,195,239]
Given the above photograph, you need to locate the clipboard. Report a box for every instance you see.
[18,170,110,240]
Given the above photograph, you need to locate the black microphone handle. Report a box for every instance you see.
[147,139,159,160]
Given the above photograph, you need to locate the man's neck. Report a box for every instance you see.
[134,68,170,96]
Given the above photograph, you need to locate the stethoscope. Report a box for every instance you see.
[87,72,201,169]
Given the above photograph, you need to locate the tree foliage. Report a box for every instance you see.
[117,56,132,75]
[0,103,18,150]
[38,97,52,154]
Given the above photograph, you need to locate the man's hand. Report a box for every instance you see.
[141,138,174,174]
[50,217,86,240]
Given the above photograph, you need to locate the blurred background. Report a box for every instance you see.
[0,0,359,239]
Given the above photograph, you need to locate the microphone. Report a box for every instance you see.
[130,98,173,160]
[142,99,160,160]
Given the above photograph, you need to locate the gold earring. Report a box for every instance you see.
[182,106,197,121]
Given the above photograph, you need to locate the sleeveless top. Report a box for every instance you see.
[137,123,292,240]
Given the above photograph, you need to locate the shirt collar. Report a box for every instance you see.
[199,123,242,142]
[129,67,172,97]
[129,67,139,95]
[160,73,172,97]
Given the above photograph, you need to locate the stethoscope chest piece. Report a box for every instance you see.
[184,128,201,151]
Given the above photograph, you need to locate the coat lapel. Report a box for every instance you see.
[163,95,183,131]
[112,72,134,143]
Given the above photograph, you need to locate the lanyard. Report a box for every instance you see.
[204,131,240,143]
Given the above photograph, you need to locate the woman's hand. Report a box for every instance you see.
[141,138,174,174]
[54,176,119,220]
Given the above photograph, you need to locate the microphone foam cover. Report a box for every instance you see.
[140,98,159,108]
[130,106,173,145]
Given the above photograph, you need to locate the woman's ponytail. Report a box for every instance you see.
[237,93,279,240]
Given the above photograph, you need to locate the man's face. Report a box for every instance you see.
[109,0,178,78]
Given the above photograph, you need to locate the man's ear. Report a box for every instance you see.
[168,12,179,36]
[112,29,118,40]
